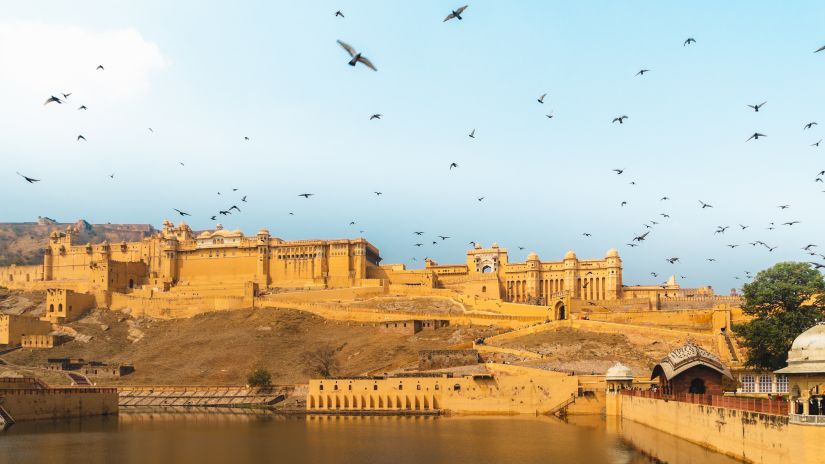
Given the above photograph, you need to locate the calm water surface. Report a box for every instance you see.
[0,411,742,464]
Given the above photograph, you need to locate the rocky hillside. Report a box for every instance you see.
[0,218,155,266]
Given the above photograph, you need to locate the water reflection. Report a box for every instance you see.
[0,411,742,464]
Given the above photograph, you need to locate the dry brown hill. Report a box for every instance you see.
[0,218,155,266]
[1,306,499,386]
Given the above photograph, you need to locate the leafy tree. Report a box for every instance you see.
[247,367,272,387]
[733,262,825,371]
[301,345,341,378]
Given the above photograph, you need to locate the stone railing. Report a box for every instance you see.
[790,414,825,425]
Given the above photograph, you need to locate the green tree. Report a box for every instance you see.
[247,367,272,387]
[733,262,825,371]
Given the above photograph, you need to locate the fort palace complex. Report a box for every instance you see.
[0,220,737,323]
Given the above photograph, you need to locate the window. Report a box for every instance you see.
[334,385,338,391]
[319,385,324,391]
[435,384,440,390]
[373,385,378,390]
[776,375,789,393]
[398,384,403,390]
[417,384,421,390]
[759,375,773,393]
[453,384,461,392]
[741,375,755,393]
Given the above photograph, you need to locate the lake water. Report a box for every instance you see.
[0,411,742,464]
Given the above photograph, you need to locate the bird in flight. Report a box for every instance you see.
[414,231,424,235]
[337,40,377,71]
[783,221,800,226]
[650,272,659,278]
[815,44,825,53]
[537,93,547,104]
[243,136,250,141]
[44,95,63,105]
[582,233,592,237]
[746,132,767,141]
[666,257,680,264]
[414,243,423,247]
[370,114,382,120]
[715,226,729,234]
[613,169,624,175]
[660,196,670,201]
[469,128,475,138]
[626,243,638,247]
[374,191,383,196]
[148,128,154,133]
[739,224,749,230]
[661,213,670,218]
[77,135,86,142]
[298,193,314,198]
[210,215,217,221]
[241,196,247,202]
[747,101,767,112]
[449,162,459,170]
[621,201,627,207]
[546,112,554,119]
[707,258,716,262]
[477,196,485,202]
[683,38,696,46]
[109,173,114,179]
[78,105,87,110]
[16,172,40,183]
[444,5,469,22]
[636,69,649,76]
[804,122,818,130]
[612,115,629,124]
[633,231,650,242]
[803,244,818,251]
[61,92,71,100]
[335,10,344,18]
[811,262,825,270]
[812,140,822,147]
[229,205,241,212]
[173,208,191,217]
[727,244,739,248]
[96,65,104,70]
[778,204,790,209]
[438,235,450,240]
[699,200,713,209]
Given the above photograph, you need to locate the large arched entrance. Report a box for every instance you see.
[555,302,566,320]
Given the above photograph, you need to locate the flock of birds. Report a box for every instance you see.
[14,4,825,289]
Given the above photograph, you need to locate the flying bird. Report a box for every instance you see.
[414,232,424,235]
[582,233,592,237]
[210,215,216,221]
[660,196,670,201]
[666,257,680,264]
[633,232,650,242]
[613,169,624,175]
[804,122,818,130]
[443,5,469,22]
[374,192,383,196]
[683,38,696,46]
[545,112,554,119]
[814,44,825,53]
[537,93,547,104]
[621,201,627,207]
[812,140,822,147]
[746,132,767,141]
[298,193,314,198]
[96,65,104,70]
[469,129,475,138]
[76,135,86,142]
[370,114,382,120]
[783,221,800,226]
[612,115,629,124]
[78,105,87,110]
[438,236,450,240]
[43,96,63,105]
[16,172,40,183]
[335,10,344,18]
[477,197,485,202]
[336,40,377,71]
[636,69,650,76]
[229,205,241,212]
[449,162,458,170]
[778,204,790,209]
[747,102,767,112]
[173,208,191,217]
[241,196,247,202]
[699,200,713,209]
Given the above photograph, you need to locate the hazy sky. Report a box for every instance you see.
[2,1,825,291]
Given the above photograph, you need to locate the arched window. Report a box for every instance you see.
[481,286,487,293]
[453,384,461,392]
[688,378,706,394]
[128,279,135,289]
[49,304,54,312]
[58,303,63,313]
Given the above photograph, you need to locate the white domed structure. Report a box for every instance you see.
[776,323,825,375]
[605,362,633,381]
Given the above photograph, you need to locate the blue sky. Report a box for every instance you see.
[2,1,825,291]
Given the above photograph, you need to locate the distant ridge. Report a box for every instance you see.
[0,219,155,266]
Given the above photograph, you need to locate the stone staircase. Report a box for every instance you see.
[0,405,14,429]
